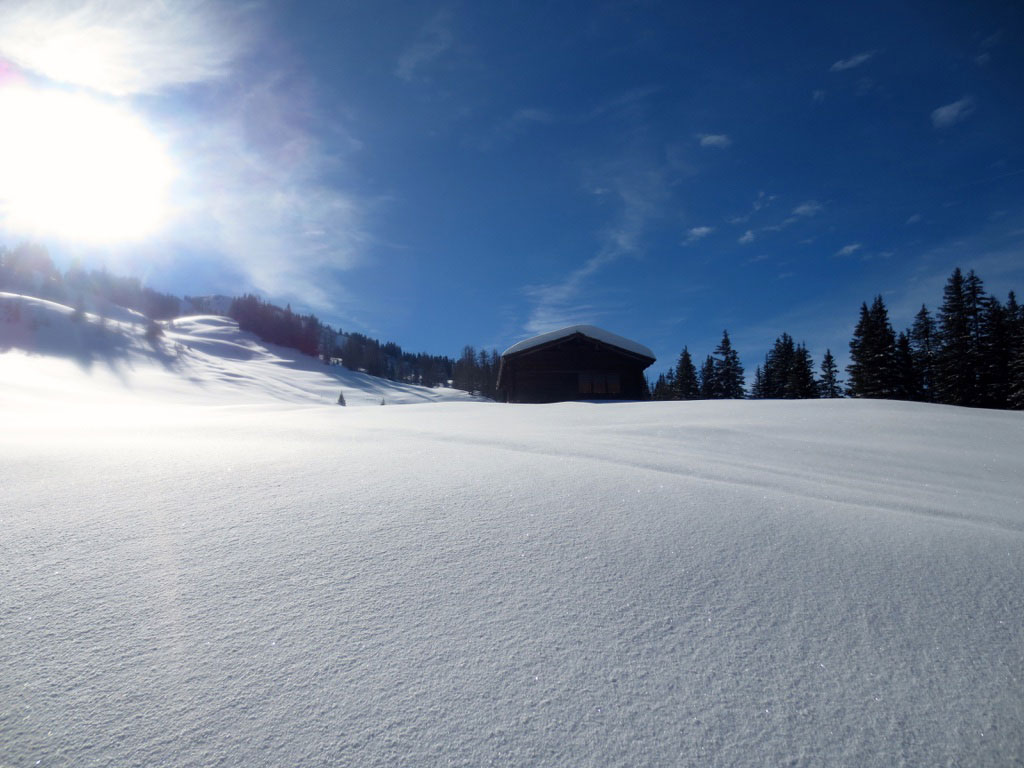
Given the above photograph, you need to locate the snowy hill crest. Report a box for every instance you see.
[0,292,479,406]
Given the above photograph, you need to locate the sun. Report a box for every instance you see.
[0,85,174,243]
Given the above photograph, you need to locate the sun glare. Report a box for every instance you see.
[0,86,174,243]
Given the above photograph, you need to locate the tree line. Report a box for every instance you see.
[846,268,1023,409]
[650,267,1023,410]
[650,330,747,400]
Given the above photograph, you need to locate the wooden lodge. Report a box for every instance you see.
[497,325,656,403]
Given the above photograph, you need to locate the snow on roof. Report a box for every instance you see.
[502,324,655,360]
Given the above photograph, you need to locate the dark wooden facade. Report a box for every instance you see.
[497,331,655,403]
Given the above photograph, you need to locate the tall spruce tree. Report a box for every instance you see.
[664,368,679,400]
[699,355,717,398]
[760,333,816,398]
[674,347,700,400]
[713,330,745,398]
[788,343,818,398]
[909,305,937,402]
[762,333,796,398]
[935,268,978,406]
[847,296,898,398]
[894,331,921,401]
[750,366,766,399]
[1007,292,1024,410]
[978,296,1012,408]
[818,349,842,398]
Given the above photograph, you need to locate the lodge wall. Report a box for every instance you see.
[500,336,651,403]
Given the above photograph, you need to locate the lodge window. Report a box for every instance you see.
[579,373,621,395]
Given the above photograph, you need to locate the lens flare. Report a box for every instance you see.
[0,85,174,243]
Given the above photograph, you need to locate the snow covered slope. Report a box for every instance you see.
[2,293,1024,767]
[0,292,479,406]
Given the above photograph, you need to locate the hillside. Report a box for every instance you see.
[0,292,480,406]
[2,291,1023,767]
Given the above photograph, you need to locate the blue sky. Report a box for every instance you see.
[1,1,1022,375]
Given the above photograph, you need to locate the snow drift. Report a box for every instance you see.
[2,293,1023,767]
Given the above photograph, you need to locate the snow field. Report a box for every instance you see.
[2,293,1023,766]
[2,397,1023,767]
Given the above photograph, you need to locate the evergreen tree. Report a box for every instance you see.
[909,305,937,402]
[788,343,818,398]
[978,295,1013,409]
[818,349,842,398]
[674,347,699,400]
[847,296,897,398]
[663,368,679,400]
[894,331,921,401]
[699,355,717,398]
[756,334,816,398]
[713,330,745,398]
[762,333,796,398]
[452,346,477,393]
[750,365,766,399]
[652,372,671,400]
[1008,292,1024,410]
[935,267,980,406]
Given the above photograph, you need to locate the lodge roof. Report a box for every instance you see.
[501,324,655,362]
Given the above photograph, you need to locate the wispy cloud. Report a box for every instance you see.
[395,8,454,82]
[164,71,369,310]
[812,89,826,102]
[523,161,668,334]
[835,243,862,257]
[698,133,732,148]
[981,31,1002,49]
[739,230,755,244]
[830,50,876,72]
[0,0,255,96]
[684,226,714,244]
[906,213,922,225]
[752,191,775,211]
[931,97,976,128]
[475,107,555,150]
[792,200,823,217]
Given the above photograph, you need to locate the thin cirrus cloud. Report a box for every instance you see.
[835,243,862,257]
[0,0,254,96]
[522,162,667,335]
[931,97,976,128]
[738,230,755,244]
[395,7,454,82]
[830,50,876,72]
[698,134,732,148]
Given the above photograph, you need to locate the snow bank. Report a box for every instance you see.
[502,324,655,360]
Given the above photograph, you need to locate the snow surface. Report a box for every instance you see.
[0,293,481,407]
[502,324,655,360]
[2,293,1024,767]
